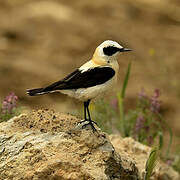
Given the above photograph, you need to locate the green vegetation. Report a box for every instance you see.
[89,99,116,134]
[92,63,169,147]
[172,146,180,173]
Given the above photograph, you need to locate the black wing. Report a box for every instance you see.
[43,66,115,91]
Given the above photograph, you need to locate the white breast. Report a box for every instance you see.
[59,77,116,101]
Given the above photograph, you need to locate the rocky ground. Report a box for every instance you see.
[0,0,180,152]
[0,109,179,180]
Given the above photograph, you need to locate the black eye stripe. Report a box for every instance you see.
[103,46,120,56]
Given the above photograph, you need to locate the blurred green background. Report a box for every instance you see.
[0,0,179,153]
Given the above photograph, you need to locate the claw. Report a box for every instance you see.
[79,119,98,126]
[82,121,97,132]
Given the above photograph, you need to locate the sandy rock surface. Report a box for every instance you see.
[110,135,180,180]
[0,109,139,180]
[0,0,180,152]
[0,109,179,180]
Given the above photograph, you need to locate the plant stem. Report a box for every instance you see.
[158,114,173,158]
[117,62,131,137]
[166,125,173,158]
[117,93,125,136]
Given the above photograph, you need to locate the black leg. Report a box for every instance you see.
[79,101,89,124]
[82,99,97,131]
[80,101,88,123]
[86,100,91,121]
[86,100,97,125]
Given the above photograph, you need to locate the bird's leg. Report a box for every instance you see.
[86,100,98,125]
[83,100,97,131]
[79,102,89,124]
[80,100,97,131]
[86,100,92,121]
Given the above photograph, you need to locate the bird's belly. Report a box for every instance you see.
[60,78,115,101]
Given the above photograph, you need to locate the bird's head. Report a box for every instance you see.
[92,40,132,65]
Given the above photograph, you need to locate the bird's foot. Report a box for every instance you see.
[79,119,98,126]
[82,121,97,132]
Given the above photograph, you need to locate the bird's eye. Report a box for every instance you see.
[103,46,120,56]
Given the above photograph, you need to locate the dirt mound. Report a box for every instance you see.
[13,109,80,133]
[0,110,139,180]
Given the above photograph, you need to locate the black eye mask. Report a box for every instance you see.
[103,46,120,56]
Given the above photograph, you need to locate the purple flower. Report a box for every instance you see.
[1,92,18,114]
[150,89,161,113]
[134,114,145,138]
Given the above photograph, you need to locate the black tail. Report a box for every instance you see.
[26,88,50,96]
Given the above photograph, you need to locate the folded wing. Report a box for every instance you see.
[27,66,115,96]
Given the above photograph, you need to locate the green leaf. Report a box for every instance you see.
[158,131,163,150]
[121,62,131,98]
[144,147,158,180]
[117,62,132,137]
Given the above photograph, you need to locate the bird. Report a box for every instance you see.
[27,40,132,131]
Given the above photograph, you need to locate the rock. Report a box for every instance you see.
[110,135,180,180]
[0,109,179,180]
[0,109,139,180]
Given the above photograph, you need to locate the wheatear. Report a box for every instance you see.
[27,40,132,131]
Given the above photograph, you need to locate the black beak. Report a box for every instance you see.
[119,48,132,52]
